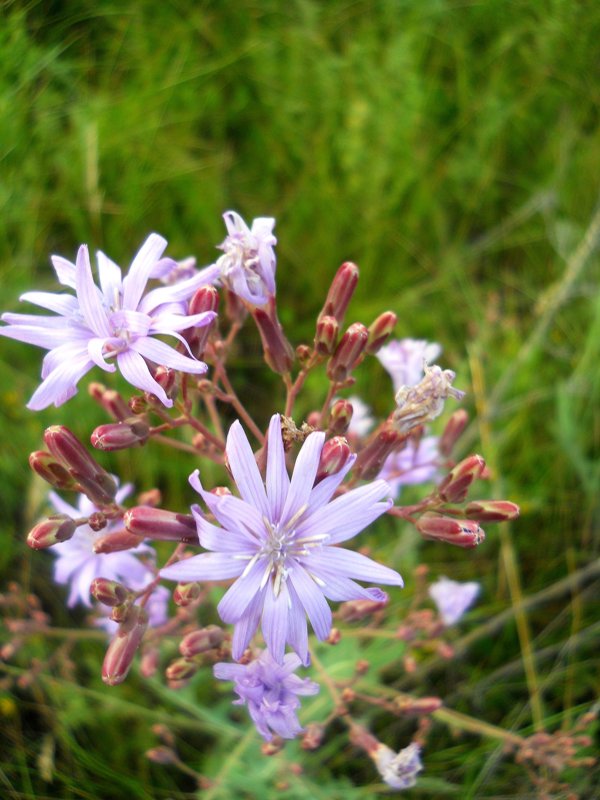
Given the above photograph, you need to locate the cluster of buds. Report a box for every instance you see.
[166,625,225,687]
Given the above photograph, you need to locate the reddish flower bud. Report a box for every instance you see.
[89,383,130,421]
[28,450,79,491]
[146,747,178,765]
[88,512,107,531]
[93,530,144,554]
[328,399,354,435]
[124,506,199,544]
[179,625,224,658]
[91,418,150,451]
[185,286,219,357]
[439,409,469,457]
[166,657,199,682]
[316,437,352,482]
[137,488,162,507]
[27,515,77,550]
[129,395,149,415]
[464,500,520,522]
[296,344,311,364]
[338,591,389,622]
[416,512,485,548]
[102,606,148,686]
[140,647,160,678]
[319,261,359,325]
[301,723,325,751]
[90,577,131,607]
[154,366,178,400]
[366,311,397,355]
[43,426,118,506]
[314,315,339,356]
[173,582,202,606]
[252,305,294,374]
[438,455,485,503]
[394,696,443,715]
[327,322,369,383]
[354,424,406,480]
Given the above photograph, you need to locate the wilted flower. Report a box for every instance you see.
[48,487,153,608]
[161,414,402,664]
[378,436,439,499]
[215,211,277,305]
[393,364,465,433]
[214,650,319,741]
[0,235,218,409]
[377,338,441,393]
[373,741,423,790]
[429,576,480,625]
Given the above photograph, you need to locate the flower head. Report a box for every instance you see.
[378,436,440,499]
[377,338,441,393]
[429,576,480,625]
[216,211,276,305]
[0,235,219,409]
[373,742,423,790]
[49,487,154,608]
[393,363,465,433]
[161,414,402,665]
[214,650,319,740]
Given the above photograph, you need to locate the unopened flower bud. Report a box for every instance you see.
[394,696,442,715]
[89,384,130,421]
[185,286,219,357]
[416,513,485,548]
[366,311,397,354]
[90,577,131,607]
[328,399,353,435]
[29,450,79,491]
[137,488,162,507]
[338,590,389,622]
[439,409,469,456]
[173,582,202,606]
[88,512,107,531]
[296,344,311,364]
[327,627,341,644]
[91,418,150,451]
[129,395,149,414]
[301,723,325,750]
[102,606,148,686]
[319,261,359,325]
[252,305,294,374]
[140,647,160,678]
[354,424,406,480]
[316,437,352,482]
[146,747,178,765]
[166,657,199,682]
[27,515,77,550]
[327,322,369,383]
[393,364,465,433]
[261,737,284,756]
[314,315,339,356]
[124,506,199,544]
[464,500,520,522]
[179,625,224,658]
[93,530,144,554]
[154,366,177,400]
[43,426,118,505]
[438,455,485,503]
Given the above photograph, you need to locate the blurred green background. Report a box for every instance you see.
[1,1,599,797]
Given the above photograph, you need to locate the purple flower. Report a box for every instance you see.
[378,436,440,499]
[214,650,319,740]
[373,742,423,789]
[0,234,219,410]
[428,576,480,625]
[376,338,442,393]
[161,414,402,665]
[48,488,155,608]
[216,211,276,305]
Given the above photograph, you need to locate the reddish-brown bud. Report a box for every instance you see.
[179,625,224,658]
[314,315,339,356]
[296,344,311,364]
[354,424,406,480]
[146,747,178,765]
[137,488,162,507]
[91,418,150,451]
[252,305,294,374]
[90,577,131,607]
[43,426,118,505]
[89,383,130,421]
[338,591,389,622]
[327,322,369,382]
[27,515,77,550]
[124,506,199,544]
[316,437,352,482]
[129,395,149,415]
[319,262,359,325]
[439,409,469,457]
[88,512,107,531]
[29,450,79,491]
[438,455,485,503]
[394,696,443,715]
[93,530,144,554]
[185,286,219,357]
[464,500,520,522]
[154,366,178,400]
[366,311,397,354]
[416,512,485,548]
[166,657,199,682]
[140,647,160,678]
[328,399,353,435]
[173,582,202,606]
[301,724,325,750]
[102,606,148,685]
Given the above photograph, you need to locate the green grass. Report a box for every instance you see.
[1,0,599,797]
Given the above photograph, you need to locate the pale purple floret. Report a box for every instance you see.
[214,650,319,741]
[48,488,155,609]
[376,338,442,393]
[161,414,403,665]
[373,742,423,789]
[428,576,480,626]
[215,211,277,306]
[0,234,219,410]
[378,436,440,499]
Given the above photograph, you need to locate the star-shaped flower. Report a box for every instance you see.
[215,211,277,305]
